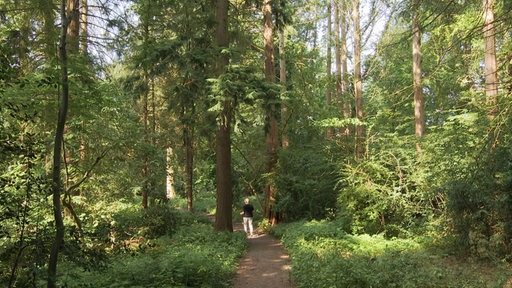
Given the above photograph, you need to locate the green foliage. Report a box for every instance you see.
[427,101,512,259]
[336,136,432,236]
[111,205,179,239]
[273,220,510,288]
[57,222,247,288]
[274,145,337,221]
[0,82,56,286]
[169,195,218,214]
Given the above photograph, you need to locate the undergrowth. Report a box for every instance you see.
[272,220,511,288]
[52,204,247,288]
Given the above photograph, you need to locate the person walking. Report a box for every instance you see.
[240,198,254,237]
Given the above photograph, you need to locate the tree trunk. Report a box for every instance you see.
[48,0,69,286]
[335,0,344,136]
[166,147,176,200]
[63,0,79,183]
[141,71,149,209]
[483,0,498,118]
[279,30,289,148]
[263,0,279,224]
[352,0,364,157]
[412,0,424,146]
[214,0,233,232]
[43,0,57,59]
[184,122,194,211]
[66,0,79,53]
[139,16,153,209]
[326,0,334,138]
[341,0,350,135]
[80,0,88,54]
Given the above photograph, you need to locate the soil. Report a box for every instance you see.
[232,225,295,288]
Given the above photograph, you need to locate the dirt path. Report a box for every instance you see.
[232,229,295,288]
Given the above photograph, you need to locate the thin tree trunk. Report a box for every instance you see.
[184,122,193,211]
[412,0,424,146]
[334,0,343,131]
[48,0,69,286]
[166,147,176,200]
[214,0,233,232]
[352,0,364,157]
[326,0,334,138]
[483,0,498,118]
[80,0,88,53]
[141,71,149,209]
[279,30,289,148]
[140,17,151,209]
[341,0,350,135]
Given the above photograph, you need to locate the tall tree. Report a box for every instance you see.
[412,0,424,145]
[352,0,364,157]
[80,0,88,53]
[483,0,498,118]
[341,0,350,135]
[214,0,233,231]
[279,29,288,148]
[166,147,176,199]
[263,0,279,224]
[326,0,334,138]
[141,21,150,209]
[335,0,343,134]
[66,0,80,53]
[183,108,194,211]
[48,0,69,286]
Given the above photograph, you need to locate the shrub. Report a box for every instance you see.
[335,138,431,237]
[58,222,247,288]
[274,147,337,221]
[274,220,509,288]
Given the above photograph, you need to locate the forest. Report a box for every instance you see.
[1,0,512,287]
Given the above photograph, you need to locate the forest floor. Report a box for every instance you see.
[231,222,295,288]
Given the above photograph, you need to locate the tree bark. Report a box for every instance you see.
[184,122,194,211]
[48,0,69,286]
[166,147,176,200]
[341,0,350,135]
[263,0,279,224]
[80,0,88,54]
[214,0,233,232]
[335,0,343,135]
[412,0,424,144]
[43,0,57,59]
[279,30,288,148]
[141,71,149,209]
[139,16,153,209]
[326,0,334,138]
[66,0,80,53]
[352,0,364,157]
[483,0,498,118]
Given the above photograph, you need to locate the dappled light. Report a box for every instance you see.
[2,0,512,286]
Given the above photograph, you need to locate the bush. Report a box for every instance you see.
[273,220,509,288]
[274,147,337,221]
[335,137,431,237]
[58,221,247,288]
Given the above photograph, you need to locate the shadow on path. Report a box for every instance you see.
[232,225,295,288]
[207,214,294,287]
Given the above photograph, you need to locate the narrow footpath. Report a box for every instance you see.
[232,230,295,288]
